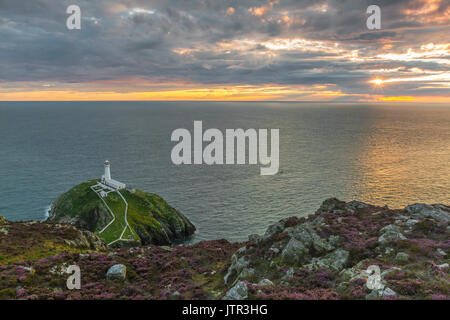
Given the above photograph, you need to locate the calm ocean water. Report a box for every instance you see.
[0,102,449,242]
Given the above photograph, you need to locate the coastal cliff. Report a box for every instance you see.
[0,198,448,300]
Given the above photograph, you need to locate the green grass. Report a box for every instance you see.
[96,191,139,244]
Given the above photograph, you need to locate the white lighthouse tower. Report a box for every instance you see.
[104,160,112,180]
[101,160,126,190]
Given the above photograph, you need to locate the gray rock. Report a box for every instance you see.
[366,287,397,299]
[395,252,409,262]
[382,287,397,297]
[263,218,289,240]
[268,247,280,255]
[316,198,347,214]
[281,238,308,264]
[224,254,249,284]
[285,224,333,253]
[437,248,447,256]
[236,246,246,255]
[404,203,450,222]
[168,291,181,300]
[438,263,449,269]
[282,267,294,281]
[346,200,370,210]
[406,219,419,226]
[378,225,406,244]
[106,264,127,281]
[310,216,326,226]
[248,234,261,243]
[238,267,255,281]
[223,281,248,300]
[306,249,349,271]
[258,279,274,286]
[339,267,361,282]
[328,235,341,248]
[381,267,401,278]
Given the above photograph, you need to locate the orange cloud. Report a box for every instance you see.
[226,7,235,16]
[249,0,279,17]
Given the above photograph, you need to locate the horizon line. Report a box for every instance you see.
[1,100,449,104]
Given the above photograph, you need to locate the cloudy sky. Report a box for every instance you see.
[0,0,449,101]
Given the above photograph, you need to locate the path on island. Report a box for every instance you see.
[90,183,135,246]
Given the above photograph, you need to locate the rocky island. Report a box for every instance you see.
[0,198,448,300]
[48,180,196,246]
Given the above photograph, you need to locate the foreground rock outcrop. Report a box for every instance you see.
[0,198,448,300]
[222,199,449,299]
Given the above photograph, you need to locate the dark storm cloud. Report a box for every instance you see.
[0,0,448,99]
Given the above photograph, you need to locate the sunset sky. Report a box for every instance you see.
[0,0,449,102]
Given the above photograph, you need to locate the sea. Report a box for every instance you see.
[0,101,449,242]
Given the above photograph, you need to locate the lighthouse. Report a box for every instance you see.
[101,160,126,190]
[104,160,112,180]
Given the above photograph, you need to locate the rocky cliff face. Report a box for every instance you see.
[0,198,448,300]
[222,198,449,300]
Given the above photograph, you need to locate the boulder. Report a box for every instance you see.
[224,254,249,284]
[378,225,406,244]
[223,281,248,300]
[258,279,274,286]
[366,287,397,300]
[306,249,349,271]
[237,267,255,281]
[315,198,347,214]
[281,238,308,264]
[395,252,409,262]
[106,264,127,281]
[263,218,289,240]
[285,224,334,253]
[248,234,261,243]
[404,204,450,222]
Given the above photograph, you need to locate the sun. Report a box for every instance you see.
[371,78,384,86]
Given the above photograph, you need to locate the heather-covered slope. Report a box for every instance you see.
[222,199,449,300]
[0,199,448,300]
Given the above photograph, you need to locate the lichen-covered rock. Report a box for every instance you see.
[315,198,347,214]
[220,198,449,300]
[306,249,349,271]
[258,279,274,286]
[224,254,249,284]
[366,287,397,300]
[106,264,127,281]
[281,238,308,264]
[405,204,450,222]
[378,225,407,244]
[395,252,409,262]
[223,281,248,300]
[263,218,290,240]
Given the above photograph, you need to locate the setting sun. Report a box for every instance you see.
[371,78,385,86]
